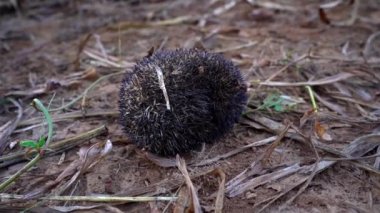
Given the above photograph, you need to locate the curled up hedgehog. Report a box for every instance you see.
[119,48,248,156]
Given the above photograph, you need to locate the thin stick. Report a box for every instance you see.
[0,194,177,202]
[0,125,107,167]
[264,53,309,82]
[259,72,354,87]
[0,154,41,192]
[194,136,277,166]
[323,153,380,161]
[286,124,321,204]
[18,110,118,127]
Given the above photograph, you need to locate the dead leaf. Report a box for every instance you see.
[174,186,193,213]
[212,168,226,213]
[314,121,333,141]
[176,155,202,213]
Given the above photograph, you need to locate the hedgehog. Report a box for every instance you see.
[119,48,247,156]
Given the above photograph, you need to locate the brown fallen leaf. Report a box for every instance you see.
[176,155,202,213]
[314,121,333,141]
[174,186,193,213]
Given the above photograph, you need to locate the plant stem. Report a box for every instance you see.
[0,125,107,168]
[0,154,41,192]
[305,86,318,112]
[31,99,53,149]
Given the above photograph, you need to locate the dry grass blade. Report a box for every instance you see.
[261,122,291,164]
[214,41,257,53]
[144,152,177,168]
[363,31,380,58]
[319,0,344,9]
[49,205,104,212]
[333,0,360,26]
[49,71,124,112]
[0,98,23,154]
[264,53,309,82]
[199,0,238,27]
[375,146,380,170]
[74,33,93,70]
[0,194,177,202]
[286,123,321,205]
[332,95,380,110]
[176,155,202,213]
[313,92,347,116]
[212,0,237,16]
[212,168,226,213]
[226,123,290,195]
[227,163,301,198]
[324,153,380,161]
[245,0,298,12]
[173,186,191,213]
[84,49,134,69]
[343,133,380,157]
[256,161,335,212]
[194,136,277,166]
[17,110,118,128]
[248,114,380,175]
[259,72,354,87]
[18,140,114,202]
[108,15,193,31]
[53,140,113,195]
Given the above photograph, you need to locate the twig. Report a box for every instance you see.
[264,53,309,82]
[323,153,380,161]
[17,110,118,128]
[74,33,92,70]
[0,125,107,168]
[109,15,194,31]
[194,136,277,166]
[332,95,380,110]
[0,194,176,202]
[286,124,321,204]
[84,49,133,68]
[0,154,41,192]
[260,72,354,87]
